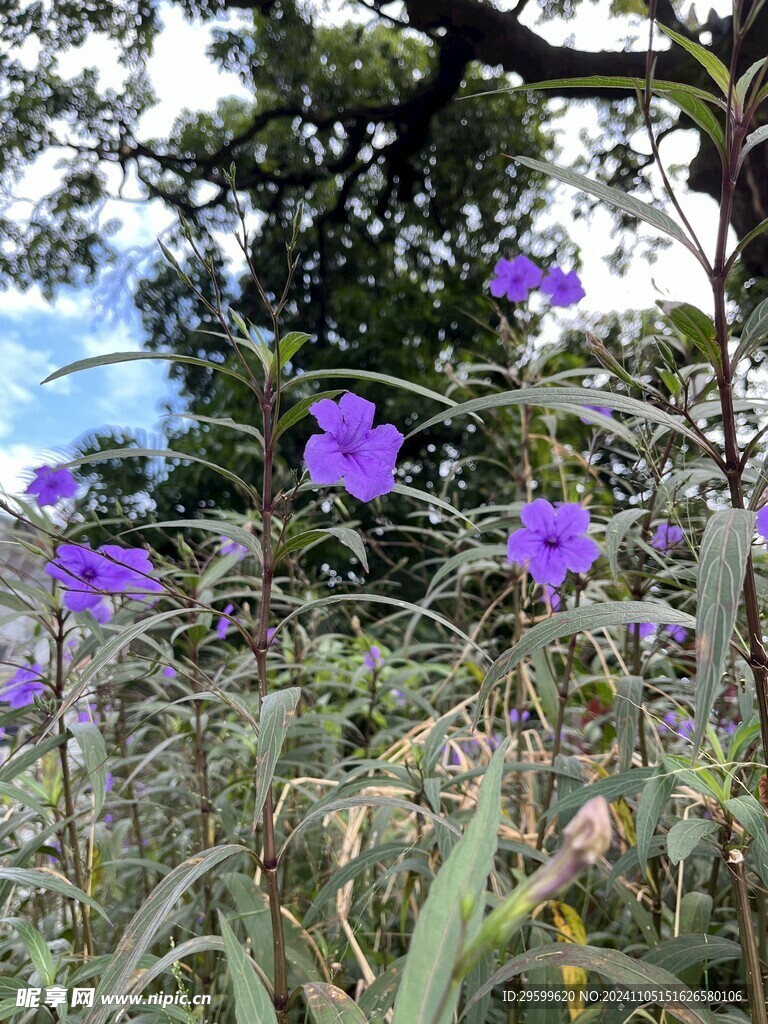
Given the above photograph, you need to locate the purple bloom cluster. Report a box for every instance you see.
[45,543,162,618]
[508,499,599,586]
[489,255,585,307]
[2,663,46,708]
[25,464,78,506]
[304,393,404,502]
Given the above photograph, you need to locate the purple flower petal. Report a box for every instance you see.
[304,394,404,502]
[2,663,46,708]
[508,500,598,585]
[757,506,768,541]
[540,268,585,307]
[650,523,684,551]
[25,464,78,506]
[489,256,543,302]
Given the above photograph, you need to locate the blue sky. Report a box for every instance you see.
[1,1,724,496]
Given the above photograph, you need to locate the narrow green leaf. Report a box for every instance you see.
[694,510,754,755]
[275,527,368,572]
[637,765,675,873]
[219,914,278,1024]
[427,544,507,594]
[657,25,730,96]
[735,296,768,366]
[666,819,719,865]
[302,982,367,1023]
[0,735,65,783]
[725,793,768,886]
[738,123,768,170]
[502,75,723,107]
[736,58,768,105]
[391,742,506,1024]
[83,845,249,1024]
[662,86,725,154]
[69,722,109,817]
[303,843,411,928]
[276,594,488,661]
[511,155,694,250]
[126,518,262,564]
[605,509,646,581]
[544,769,655,822]
[0,868,109,921]
[615,676,644,773]
[467,947,716,1023]
[726,216,768,270]
[392,483,477,530]
[474,602,695,723]
[284,367,457,408]
[41,351,250,387]
[644,934,740,975]
[660,301,719,367]
[10,919,56,986]
[63,448,258,499]
[274,390,343,439]
[39,608,183,738]
[278,330,311,370]
[409,387,713,457]
[253,688,301,824]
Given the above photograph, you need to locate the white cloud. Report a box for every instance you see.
[0,443,40,495]
[0,337,67,439]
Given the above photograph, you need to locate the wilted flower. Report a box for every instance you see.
[508,499,599,586]
[304,393,404,502]
[216,604,235,640]
[363,645,382,671]
[25,464,78,506]
[489,255,542,302]
[45,543,162,613]
[651,522,684,551]
[540,268,585,307]
[579,405,613,424]
[219,535,248,560]
[2,663,46,708]
[457,796,611,976]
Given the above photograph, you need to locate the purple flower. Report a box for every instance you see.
[266,627,277,645]
[45,543,161,613]
[507,499,599,586]
[579,405,613,424]
[541,584,561,611]
[78,704,100,724]
[662,710,694,740]
[91,601,112,623]
[510,709,531,724]
[757,506,768,542]
[651,523,684,551]
[630,622,656,640]
[25,464,78,506]
[489,255,542,302]
[666,624,688,643]
[540,268,585,307]
[390,688,406,707]
[363,646,382,670]
[304,393,404,502]
[2,663,46,708]
[219,535,248,560]
[105,771,113,793]
[217,604,234,640]
[162,665,176,679]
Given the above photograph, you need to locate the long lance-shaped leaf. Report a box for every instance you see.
[274,593,488,660]
[391,742,506,1024]
[42,350,251,387]
[408,387,716,459]
[124,517,262,564]
[636,764,676,872]
[474,602,695,725]
[511,155,698,255]
[463,946,716,1023]
[253,688,301,824]
[38,608,183,738]
[83,845,250,1024]
[0,868,110,921]
[63,448,258,499]
[694,510,754,756]
[274,527,368,572]
[657,24,730,97]
[302,982,368,1024]
[283,366,457,407]
[219,914,278,1024]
